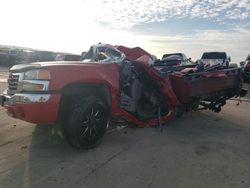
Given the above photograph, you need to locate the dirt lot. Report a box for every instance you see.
[0,68,250,188]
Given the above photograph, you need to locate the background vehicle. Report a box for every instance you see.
[161,53,192,66]
[199,52,231,68]
[0,44,246,149]
[154,53,194,73]
[241,54,250,83]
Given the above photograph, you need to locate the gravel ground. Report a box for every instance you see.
[0,67,9,82]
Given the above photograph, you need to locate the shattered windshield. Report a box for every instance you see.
[82,45,125,63]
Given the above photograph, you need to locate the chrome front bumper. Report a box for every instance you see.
[0,90,51,106]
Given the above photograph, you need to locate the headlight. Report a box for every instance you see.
[24,69,51,80]
[19,69,50,92]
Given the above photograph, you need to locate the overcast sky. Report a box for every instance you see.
[1,0,250,63]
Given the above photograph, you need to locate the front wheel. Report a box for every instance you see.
[63,96,109,149]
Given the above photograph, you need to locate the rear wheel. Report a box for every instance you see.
[63,96,108,149]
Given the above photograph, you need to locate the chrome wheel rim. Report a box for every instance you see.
[80,104,105,140]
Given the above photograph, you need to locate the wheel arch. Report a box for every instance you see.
[57,82,112,121]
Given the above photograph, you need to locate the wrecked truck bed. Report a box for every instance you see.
[169,68,242,108]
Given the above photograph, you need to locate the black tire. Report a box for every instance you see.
[63,96,108,149]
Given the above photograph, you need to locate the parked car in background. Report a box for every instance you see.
[241,54,250,83]
[161,53,192,66]
[154,53,194,73]
[198,52,231,68]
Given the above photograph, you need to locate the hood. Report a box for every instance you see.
[9,60,108,73]
[10,63,41,73]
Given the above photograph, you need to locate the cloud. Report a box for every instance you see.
[83,0,250,29]
[138,28,250,63]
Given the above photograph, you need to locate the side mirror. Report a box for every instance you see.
[228,56,231,62]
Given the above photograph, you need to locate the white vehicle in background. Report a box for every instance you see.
[198,52,231,68]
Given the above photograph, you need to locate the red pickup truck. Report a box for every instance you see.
[0,44,246,149]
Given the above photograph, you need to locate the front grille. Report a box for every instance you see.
[8,73,20,94]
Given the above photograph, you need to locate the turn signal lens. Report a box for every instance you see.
[37,70,50,80]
